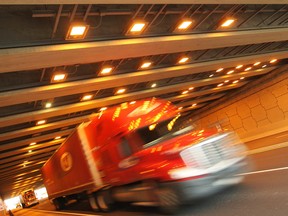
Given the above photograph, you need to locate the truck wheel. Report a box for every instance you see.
[53,197,65,210]
[96,190,114,212]
[88,194,100,212]
[157,187,180,214]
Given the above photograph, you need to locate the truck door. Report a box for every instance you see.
[102,135,140,185]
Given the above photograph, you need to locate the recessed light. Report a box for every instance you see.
[182,90,189,94]
[178,57,189,64]
[51,72,67,83]
[233,80,239,84]
[192,103,197,107]
[270,59,278,63]
[224,80,230,83]
[175,18,193,31]
[217,83,224,87]
[245,67,252,71]
[254,62,261,66]
[209,74,214,77]
[130,101,136,105]
[29,142,36,146]
[45,102,52,108]
[36,120,46,125]
[116,88,126,94]
[240,77,245,80]
[236,65,243,69]
[151,83,157,88]
[28,150,32,153]
[66,22,89,40]
[178,107,183,110]
[100,66,113,75]
[54,136,61,140]
[221,18,235,27]
[81,94,93,101]
[262,64,267,68]
[127,20,147,35]
[189,87,194,90]
[99,107,107,111]
[216,68,224,72]
[140,61,152,69]
[227,70,234,74]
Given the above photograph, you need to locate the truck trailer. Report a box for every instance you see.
[41,98,249,213]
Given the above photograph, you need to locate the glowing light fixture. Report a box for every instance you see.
[192,103,197,107]
[36,120,46,125]
[28,150,32,153]
[99,107,107,111]
[178,107,183,110]
[151,83,157,88]
[262,64,267,68]
[217,83,224,87]
[140,61,152,69]
[175,18,193,31]
[270,59,278,63]
[254,62,261,66]
[100,66,113,75]
[244,67,252,71]
[178,57,189,64]
[209,74,214,77]
[130,101,136,105]
[116,88,126,94]
[227,70,234,74]
[236,65,243,69]
[66,22,89,40]
[45,102,52,108]
[30,142,36,146]
[189,87,194,90]
[216,68,223,72]
[233,80,239,84]
[54,136,61,140]
[127,20,147,35]
[81,94,93,101]
[182,90,189,94]
[224,80,230,83]
[51,72,67,83]
[240,77,245,80]
[221,18,235,27]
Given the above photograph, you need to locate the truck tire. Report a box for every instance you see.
[88,194,100,212]
[96,190,114,212]
[53,197,65,210]
[157,187,180,214]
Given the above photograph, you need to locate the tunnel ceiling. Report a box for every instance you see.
[1,0,288,199]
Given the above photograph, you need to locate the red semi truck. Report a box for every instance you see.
[41,98,248,213]
[19,189,39,208]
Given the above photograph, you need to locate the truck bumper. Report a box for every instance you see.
[162,158,248,202]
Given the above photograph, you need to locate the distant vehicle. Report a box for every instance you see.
[19,189,39,208]
[41,98,249,213]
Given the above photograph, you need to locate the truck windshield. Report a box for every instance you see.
[136,118,194,148]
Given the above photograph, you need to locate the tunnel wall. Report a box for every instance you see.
[190,66,288,142]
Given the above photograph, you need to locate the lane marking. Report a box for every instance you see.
[238,166,288,176]
[33,209,101,216]
[246,141,288,155]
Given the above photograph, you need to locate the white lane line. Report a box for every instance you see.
[33,209,101,216]
[247,141,288,155]
[238,166,288,176]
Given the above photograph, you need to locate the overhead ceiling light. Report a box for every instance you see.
[244,67,252,71]
[253,62,261,66]
[36,120,46,125]
[189,87,194,90]
[181,90,189,94]
[28,150,32,153]
[81,94,93,101]
[51,72,67,83]
[45,102,52,108]
[216,68,224,72]
[262,64,267,68]
[217,83,224,87]
[140,61,152,69]
[127,20,147,35]
[178,107,183,110]
[54,136,61,140]
[116,88,126,94]
[227,70,234,74]
[130,101,136,105]
[240,77,245,80]
[29,142,36,146]
[209,74,214,77]
[99,107,107,111]
[233,80,239,84]
[99,66,113,75]
[151,83,157,88]
[236,65,243,69]
[178,57,189,64]
[221,18,236,27]
[270,59,278,63]
[66,22,89,40]
[192,103,197,107]
[175,18,193,31]
[224,80,230,83]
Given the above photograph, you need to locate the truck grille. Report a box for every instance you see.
[180,134,232,169]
